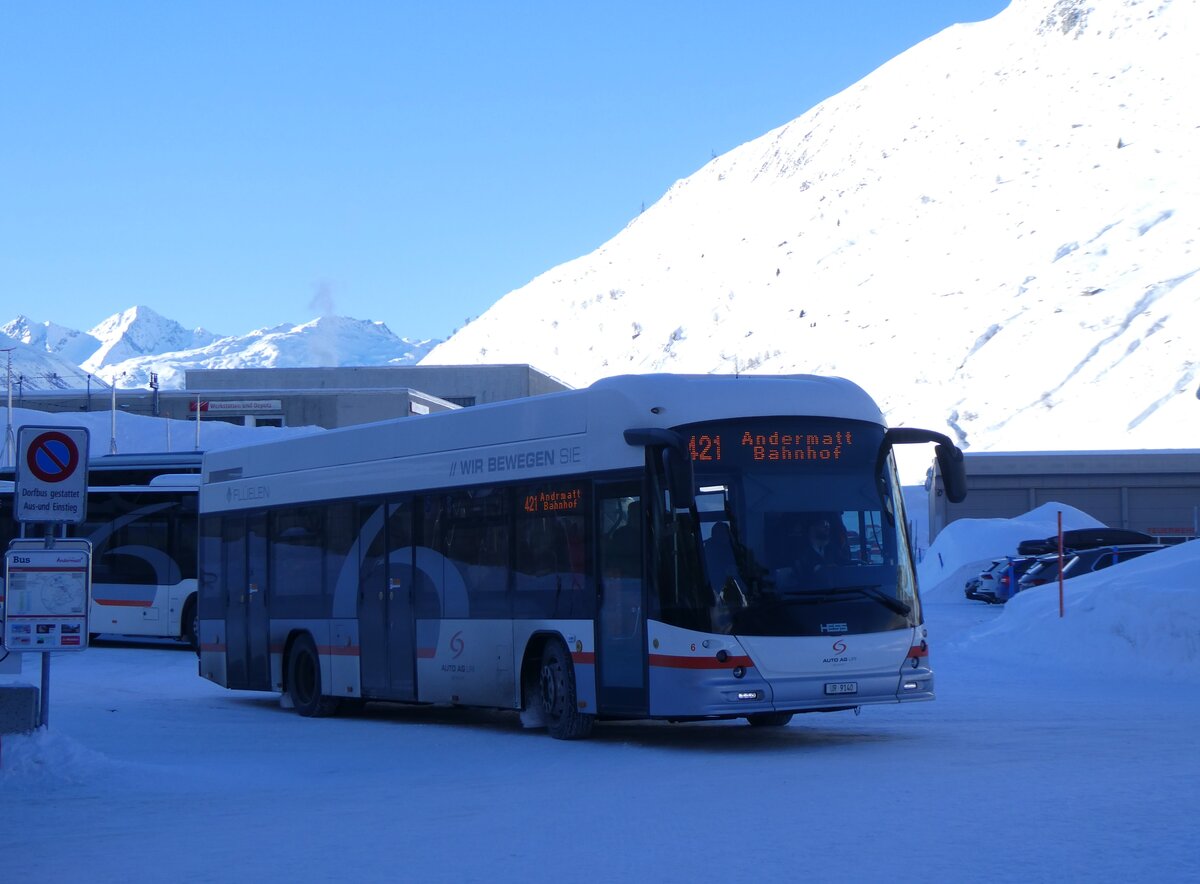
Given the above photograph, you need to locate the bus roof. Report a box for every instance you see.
[200,374,887,513]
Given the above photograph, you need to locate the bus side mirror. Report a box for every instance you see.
[879,427,968,504]
[935,443,967,504]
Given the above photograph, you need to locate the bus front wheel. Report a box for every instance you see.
[540,640,594,740]
[287,634,340,717]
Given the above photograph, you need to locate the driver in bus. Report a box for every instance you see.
[780,513,850,587]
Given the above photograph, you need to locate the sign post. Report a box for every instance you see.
[2,426,92,729]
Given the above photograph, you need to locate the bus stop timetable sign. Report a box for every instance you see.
[14,426,90,524]
[3,539,92,652]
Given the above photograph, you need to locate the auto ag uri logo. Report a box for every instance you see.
[831,640,847,655]
[449,631,465,659]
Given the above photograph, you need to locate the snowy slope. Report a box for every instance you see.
[422,0,1200,459]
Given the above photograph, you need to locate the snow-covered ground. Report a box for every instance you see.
[3,503,1197,882]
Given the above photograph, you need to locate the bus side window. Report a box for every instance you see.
[515,482,590,619]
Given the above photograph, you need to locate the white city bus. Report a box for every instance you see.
[1,453,203,647]
[197,374,966,738]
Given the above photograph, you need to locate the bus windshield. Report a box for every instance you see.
[671,416,918,637]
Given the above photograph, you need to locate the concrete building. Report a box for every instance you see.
[4,365,571,430]
[186,365,569,409]
[928,449,1200,543]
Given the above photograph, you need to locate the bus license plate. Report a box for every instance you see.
[824,682,858,695]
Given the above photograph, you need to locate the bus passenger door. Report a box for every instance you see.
[223,515,248,688]
[595,483,648,716]
[358,502,416,701]
[245,512,271,691]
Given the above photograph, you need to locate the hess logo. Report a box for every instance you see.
[831,640,848,655]
[449,631,465,659]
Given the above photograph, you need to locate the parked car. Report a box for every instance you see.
[1017,544,1167,591]
[1016,528,1156,557]
[973,555,1040,603]
[965,558,1005,601]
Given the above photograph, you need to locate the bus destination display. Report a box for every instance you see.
[688,429,857,463]
[523,486,583,514]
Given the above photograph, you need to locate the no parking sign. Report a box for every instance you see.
[14,426,90,524]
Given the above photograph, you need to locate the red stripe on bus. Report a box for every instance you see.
[318,645,360,657]
[200,643,226,653]
[93,599,154,608]
[265,643,360,658]
[648,654,755,670]
[417,647,436,658]
[572,652,596,665]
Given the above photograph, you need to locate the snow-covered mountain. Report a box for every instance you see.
[0,315,101,366]
[0,307,439,390]
[422,0,1200,460]
[3,0,1197,473]
[79,306,222,375]
[96,315,441,388]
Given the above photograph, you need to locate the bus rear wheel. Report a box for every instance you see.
[540,639,594,740]
[746,712,794,728]
[287,634,340,717]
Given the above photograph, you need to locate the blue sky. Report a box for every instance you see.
[1,0,1008,342]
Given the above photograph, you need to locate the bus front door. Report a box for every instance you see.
[596,484,648,716]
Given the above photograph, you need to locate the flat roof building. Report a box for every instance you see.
[928,449,1200,543]
[4,365,572,431]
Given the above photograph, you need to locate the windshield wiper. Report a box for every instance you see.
[807,585,912,617]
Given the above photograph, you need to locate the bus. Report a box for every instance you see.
[196,374,966,738]
[1,453,203,647]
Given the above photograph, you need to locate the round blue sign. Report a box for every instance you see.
[26,430,81,483]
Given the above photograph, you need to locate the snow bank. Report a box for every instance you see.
[919,502,1199,677]
[974,539,1200,677]
[918,502,1103,595]
[0,726,115,785]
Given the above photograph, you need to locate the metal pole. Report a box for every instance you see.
[39,653,50,729]
[1057,511,1065,619]
[110,377,118,454]
[38,523,66,729]
[2,348,14,467]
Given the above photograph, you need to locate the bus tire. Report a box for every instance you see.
[181,595,198,651]
[287,634,340,718]
[746,712,793,728]
[540,639,594,740]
